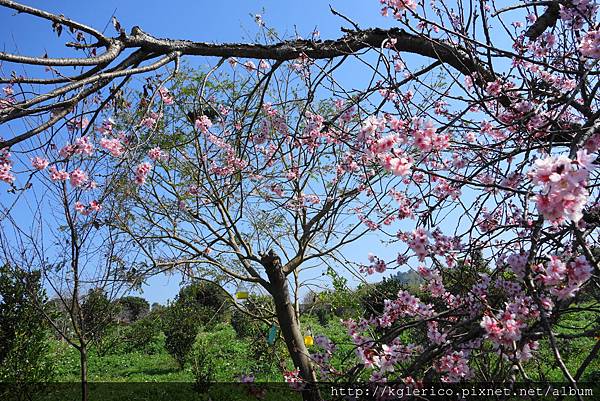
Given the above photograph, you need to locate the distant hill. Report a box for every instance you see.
[391,270,423,287]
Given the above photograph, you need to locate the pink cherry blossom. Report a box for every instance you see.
[579,30,600,59]
[435,351,471,382]
[59,144,75,159]
[406,228,429,261]
[100,137,125,157]
[0,163,14,184]
[75,201,87,214]
[135,162,152,185]
[148,147,164,161]
[362,253,387,275]
[141,111,161,128]
[31,157,49,170]
[97,118,114,135]
[380,0,417,16]
[89,200,102,212]
[567,255,593,285]
[48,166,69,181]
[194,115,212,133]
[158,86,174,105]
[258,59,270,70]
[69,168,88,187]
[530,151,594,224]
[73,136,94,156]
[412,118,449,152]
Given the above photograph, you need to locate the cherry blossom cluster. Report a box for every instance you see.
[341,285,482,383]
[1,85,15,110]
[300,112,330,151]
[99,137,125,157]
[388,188,416,219]
[356,113,452,179]
[344,316,422,379]
[579,30,600,59]
[411,118,450,153]
[533,255,593,300]
[434,351,472,383]
[252,103,287,145]
[69,168,88,187]
[141,111,162,129]
[194,115,213,134]
[31,157,49,171]
[480,310,524,348]
[418,266,445,298]
[148,147,165,161]
[403,228,429,261]
[74,200,102,216]
[479,295,543,364]
[58,136,94,159]
[529,150,595,224]
[505,250,593,301]
[0,147,15,184]
[560,0,598,29]
[361,253,387,275]
[158,86,174,105]
[379,0,417,17]
[48,166,69,182]
[134,162,152,185]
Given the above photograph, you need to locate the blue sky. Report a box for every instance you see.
[0,1,392,52]
[1,0,407,304]
[0,1,518,305]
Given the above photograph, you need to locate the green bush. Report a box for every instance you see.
[301,292,334,326]
[191,324,259,381]
[95,324,128,356]
[318,267,361,318]
[162,281,232,368]
[82,288,117,342]
[0,264,55,382]
[95,316,164,357]
[124,315,163,354]
[230,296,271,338]
[115,296,150,323]
[298,315,357,380]
[358,277,407,317]
[229,296,284,379]
[176,281,231,328]
[191,344,215,393]
[162,302,199,368]
[230,309,257,338]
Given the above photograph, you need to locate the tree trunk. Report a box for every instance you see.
[262,251,322,401]
[80,345,88,401]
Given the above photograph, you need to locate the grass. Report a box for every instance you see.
[52,341,192,382]
[38,302,598,401]
[527,303,600,382]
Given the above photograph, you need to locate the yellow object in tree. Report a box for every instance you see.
[235,284,249,300]
[304,335,314,347]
